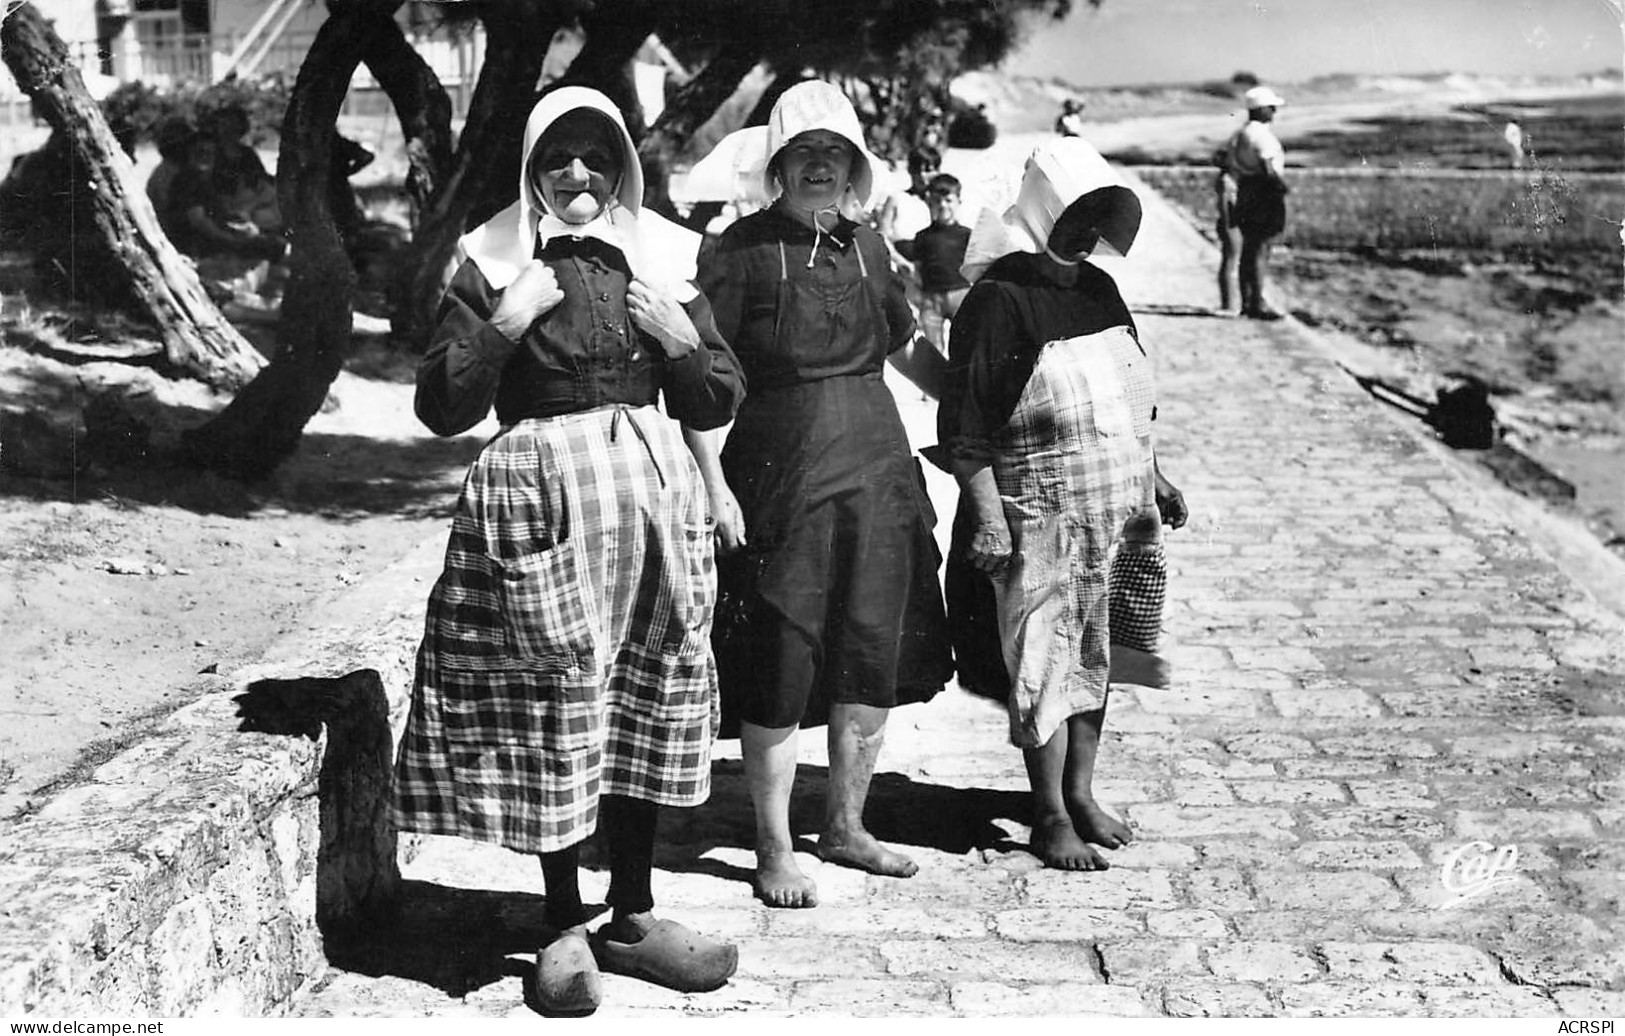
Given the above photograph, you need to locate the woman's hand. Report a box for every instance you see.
[491,261,564,341]
[967,514,1013,576]
[1155,470,1189,530]
[707,482,747,554]
[627,279,701,359]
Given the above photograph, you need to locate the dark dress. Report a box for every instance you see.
[698,208,952,733]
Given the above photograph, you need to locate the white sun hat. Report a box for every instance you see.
[960,137,1142,283]
[682,79,886,216]
[1243,85,1287,110]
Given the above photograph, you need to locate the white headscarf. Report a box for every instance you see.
[681,79,886,219]
[457,86,699,300]
[960,137,1142,283]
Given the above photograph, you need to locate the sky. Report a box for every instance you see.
[1010,0,1624,87]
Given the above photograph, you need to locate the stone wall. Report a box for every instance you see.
[0,537,442,1015]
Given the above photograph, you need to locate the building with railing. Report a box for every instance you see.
[3,0,489,117]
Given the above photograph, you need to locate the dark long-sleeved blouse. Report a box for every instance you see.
[937,251,1140,464]
[415,235,744,436]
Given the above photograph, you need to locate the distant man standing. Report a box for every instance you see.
[1225,85,1289,320]
[1502,120,1525,169]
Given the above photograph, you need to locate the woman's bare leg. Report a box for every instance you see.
[819,701,918,878]
[1022,720,1109,870]
[1061,707,1133,848]
[741,720,818,907]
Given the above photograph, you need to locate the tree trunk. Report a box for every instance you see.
[359,18,453,219]
[637,46,760,219]
[181,4,387,479]
[0,2,264,389]
[567,7,656,137]
[390,4,559,348]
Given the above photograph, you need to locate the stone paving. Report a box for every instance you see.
[292,178,1625,1018]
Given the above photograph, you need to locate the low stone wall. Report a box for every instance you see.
[1131,164,1625,254]
[0,536,444,1016]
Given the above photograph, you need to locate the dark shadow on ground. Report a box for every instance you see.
[0,363,479,521]
[650,757,1032,883]
[1132,302,1233,319]
[234,669,604,1015]
[0,428,479,520]
[1,328,479,519]
[319,878,605,1007]
[235,671,400,935]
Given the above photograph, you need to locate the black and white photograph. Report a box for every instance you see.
[0,0,1621,1022]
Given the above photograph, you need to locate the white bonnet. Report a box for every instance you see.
[961,137,1142,282]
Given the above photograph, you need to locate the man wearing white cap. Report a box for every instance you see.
[1225,85,1290,320]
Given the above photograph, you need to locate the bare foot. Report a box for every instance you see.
[1032,816,1110,871]
[817,828,919,878]
[1067,797,1133,848]
[755,850,818,908]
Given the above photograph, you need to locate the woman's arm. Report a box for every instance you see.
[887,331,949,399]
[938,279,1014,572]
[951,457,1011,575]
[682,424,745,552]
[1153,452,1188,529]
[875,227,948,399]
[415,259,560,436]
[635,285,745,431]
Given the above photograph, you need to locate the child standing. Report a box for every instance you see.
[897,172,972,356]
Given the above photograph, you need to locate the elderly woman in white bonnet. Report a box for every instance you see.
[395,86,744,1012]
[686,79,953,909]
[937,138,1188,871]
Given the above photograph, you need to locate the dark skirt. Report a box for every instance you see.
[713,373,952,735]
[1234,176,1287,239]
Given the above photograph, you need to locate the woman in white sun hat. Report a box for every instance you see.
[687,79,953,910]
[938,137,1188,871]
[1224,84,1291,319]
[395,86,744,1013]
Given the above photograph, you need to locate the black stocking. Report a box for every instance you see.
[537,844,586,930]
[600,794,658,919]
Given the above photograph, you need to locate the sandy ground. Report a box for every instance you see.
[0,349,491,817]
[1,76,1619,818]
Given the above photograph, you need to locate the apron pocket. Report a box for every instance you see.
[666,517,717,659]
[491,541,597,667]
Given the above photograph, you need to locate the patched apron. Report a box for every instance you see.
[989,325,1166,747]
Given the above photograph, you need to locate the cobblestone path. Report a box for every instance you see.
[293,173,1624,1019]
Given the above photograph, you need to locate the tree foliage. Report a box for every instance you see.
[20,0,1083,478]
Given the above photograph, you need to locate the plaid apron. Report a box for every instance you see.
[990,325,1166,748]
[394,405,719,854]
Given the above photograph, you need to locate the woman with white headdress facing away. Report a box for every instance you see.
[686,79,954,910]
[394,87,744,1013]
[938,138,1188,871]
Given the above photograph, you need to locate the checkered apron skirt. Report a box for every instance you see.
[394,405,718,854]
[990,325,1166,747]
